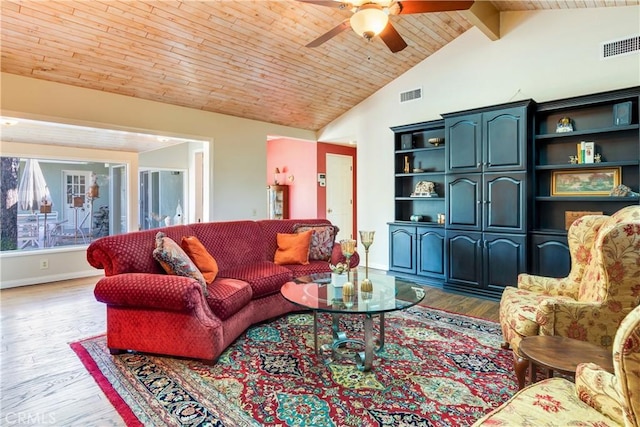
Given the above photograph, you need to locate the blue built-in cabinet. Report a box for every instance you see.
[389,87,640,300]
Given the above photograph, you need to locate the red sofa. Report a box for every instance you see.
[87,218,358,363]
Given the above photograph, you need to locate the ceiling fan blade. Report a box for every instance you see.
[379,22,408,53]
[306,20,351,47]
[296,0,353,10]
[393,1,474,15]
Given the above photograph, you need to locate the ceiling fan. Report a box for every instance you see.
[298,0,474,53]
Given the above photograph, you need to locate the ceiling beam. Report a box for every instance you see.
[463,1,500,41]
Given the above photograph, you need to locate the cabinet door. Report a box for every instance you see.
[445,113,482,173]
[483,172,527,233]
[483,233,527,292]
[389,225,416,274]
[446,230,482,288]
[447,174,482,231]
[530,234,570,278]
[483,107,528,172]
[417,227,445,280]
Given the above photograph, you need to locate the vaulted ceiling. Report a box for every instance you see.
[1,0,638,138]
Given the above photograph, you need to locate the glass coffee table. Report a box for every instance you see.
[280,269,425,371]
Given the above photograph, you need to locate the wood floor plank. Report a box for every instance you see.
[0,273,500,425]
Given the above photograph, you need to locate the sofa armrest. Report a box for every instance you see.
[94,273,206,312]
[575,362,624,425]
[330,243,360,268]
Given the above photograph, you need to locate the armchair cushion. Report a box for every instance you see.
[472,378,619,426]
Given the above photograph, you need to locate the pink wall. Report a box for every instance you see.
[266,138,317,219]
[266,138,357,229]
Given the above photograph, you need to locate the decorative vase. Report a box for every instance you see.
[331,273,348,287]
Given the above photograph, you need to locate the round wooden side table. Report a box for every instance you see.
[518,335,614,388]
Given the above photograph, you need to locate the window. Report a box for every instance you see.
[139,169,186,230]
[0,157,128,252]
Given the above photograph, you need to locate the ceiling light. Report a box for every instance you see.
[350,4,389,40]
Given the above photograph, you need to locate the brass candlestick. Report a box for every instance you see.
[359,230,375,293]
[340,239,356,281]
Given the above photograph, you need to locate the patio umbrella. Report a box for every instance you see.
[18,159,51,212]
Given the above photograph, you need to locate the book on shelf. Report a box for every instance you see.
[576,142,583,163]
[584,141,594,163]
[576,141,595,164]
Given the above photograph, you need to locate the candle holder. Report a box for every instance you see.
[359,231,375,292]
[340,239,356,281]
[342,281,355,308]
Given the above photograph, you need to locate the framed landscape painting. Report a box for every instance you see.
[551,168,621,196]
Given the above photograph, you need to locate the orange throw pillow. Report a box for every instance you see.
[274,229,313,265]
[181,236,219,284]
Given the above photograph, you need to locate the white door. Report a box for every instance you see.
[326,153,353,240]
[62,170,92,232]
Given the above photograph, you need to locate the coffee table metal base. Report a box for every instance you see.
[313,311,384,371]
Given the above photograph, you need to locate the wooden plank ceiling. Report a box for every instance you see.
[1,0,638,136]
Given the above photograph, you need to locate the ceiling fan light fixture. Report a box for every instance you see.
[350,5,389,40]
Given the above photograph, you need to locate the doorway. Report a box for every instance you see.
[325,153,353,239]
[62,170,92,239]
[139,169,186,230]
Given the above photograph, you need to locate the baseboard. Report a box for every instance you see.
[0,269,100,289]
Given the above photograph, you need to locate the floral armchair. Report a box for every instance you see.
[500,205,640,388]
[473,303,640,426]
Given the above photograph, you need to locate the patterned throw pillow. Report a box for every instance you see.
[293,224,339,261]
[153,232,208,296]
[274,229,313,265]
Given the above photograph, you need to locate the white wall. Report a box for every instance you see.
[318,6,640,271]
[1,75,316,287]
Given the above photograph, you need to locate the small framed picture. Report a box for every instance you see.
[551,168,621,196]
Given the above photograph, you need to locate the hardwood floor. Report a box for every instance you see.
[0,275,499,426]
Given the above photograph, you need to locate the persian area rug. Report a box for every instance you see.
[71,306,517,427]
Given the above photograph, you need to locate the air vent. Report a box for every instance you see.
[601,35,639,59]
[400,87,422,103]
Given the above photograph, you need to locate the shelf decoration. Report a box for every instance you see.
[551,167,621,196]
[556,116,574,133]
[428,137,444,147]
[610,184,639,197]
[411,181,438,197]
